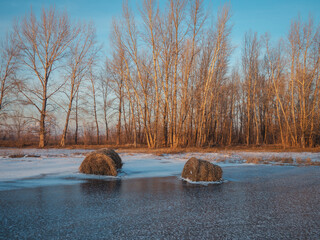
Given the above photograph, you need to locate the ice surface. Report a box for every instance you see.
[180,177,225,186]
[0,148,319,191]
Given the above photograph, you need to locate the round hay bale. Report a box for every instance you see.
[181,157,222,182]
[79,152,117,176]
[95,149,123,169]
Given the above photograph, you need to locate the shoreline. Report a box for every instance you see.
[1,144,320,154]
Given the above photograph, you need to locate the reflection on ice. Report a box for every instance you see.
[80,179,122,195]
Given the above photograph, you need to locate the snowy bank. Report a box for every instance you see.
[0,148,319,190]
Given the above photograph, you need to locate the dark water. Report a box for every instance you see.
[1,165,320,239]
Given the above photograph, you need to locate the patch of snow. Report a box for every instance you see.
[0,148,319,191]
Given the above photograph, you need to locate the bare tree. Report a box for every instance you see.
[74,90,80,144]
[100,72,114,144]
[176,0,207,146]
[60,23,98,147]
[106,49,125,145]
[264,34,292,148]
[105,0,233,148]
[88,64,100,144]
[287,17,320,147]
[15,7,79,147]
[242,31,261,146]
[196,4,232,146]
[120,2,156,148]
[0,31,19,115]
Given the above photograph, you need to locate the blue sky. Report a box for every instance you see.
[0,0,319,61]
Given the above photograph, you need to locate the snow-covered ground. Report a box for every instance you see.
[0,148,319,191]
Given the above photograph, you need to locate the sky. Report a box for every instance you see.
[0,0,319,62]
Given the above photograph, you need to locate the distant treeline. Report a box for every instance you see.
[0,0,319,148]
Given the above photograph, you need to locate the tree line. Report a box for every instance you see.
[0,0,319,148]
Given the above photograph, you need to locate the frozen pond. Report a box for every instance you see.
[1,165,319,239]
[0,148,320,239]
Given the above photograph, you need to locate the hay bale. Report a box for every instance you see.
[79,149,122,176]
[181,157,222,182]
[95,149,123,169]
[79,152,117,176]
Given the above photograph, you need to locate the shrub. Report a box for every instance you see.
[281,157,294,164]
[245,157,263,164]
[9,154,25,158]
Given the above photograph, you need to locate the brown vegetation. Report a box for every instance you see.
[272,157,294,164]
[243,156,320,166]
[245,156,295,164]
[25,155,40,158]
[245,157,264,164]
[296,157,320,166]
[8,154,25,158]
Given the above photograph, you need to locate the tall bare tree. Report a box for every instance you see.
[196,5,232,146]
[287,17,320,147]
[0,31,19,115]
[242,31,260,146]
[15,7,79,147]
[88,64,100,144]
[100,72,114,144]
[60,23,98,147]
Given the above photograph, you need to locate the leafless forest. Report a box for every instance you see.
[0,0,319,148]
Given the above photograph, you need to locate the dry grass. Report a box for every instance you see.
[306,158,312,165]
[244,156,320,166]
[296,157,320,166]
[296,157,304,165]
[245,156,296,165]
[2,141,320,153]
[269,156,294,164]
[245,157,264,164]
[108,145,320,154]
[25,154,40,158]
[8,154,25,158]
[281,157,294,164]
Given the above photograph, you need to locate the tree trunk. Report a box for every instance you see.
[60,100,73,147]
[39,111,46,148]
[117,85,122,145]
[74,91,79,144]
[93,91,99,145]
[39,86,47,148]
